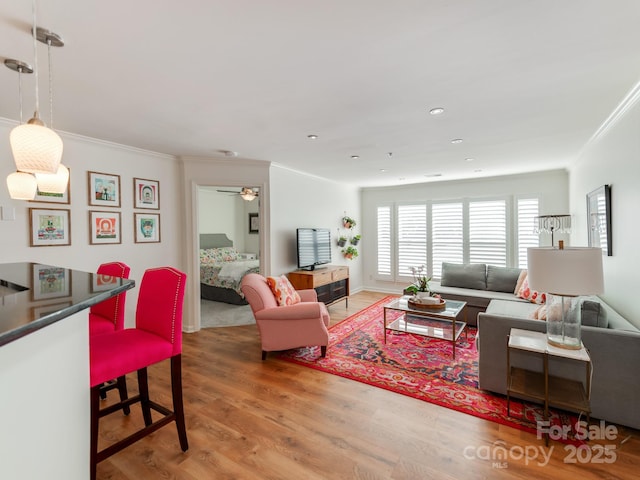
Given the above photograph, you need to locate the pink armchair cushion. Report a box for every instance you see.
[89,261,131,334]
[255,302,329,325]
[266,275,301,306]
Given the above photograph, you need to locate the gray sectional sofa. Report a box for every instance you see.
[431,262,640,430]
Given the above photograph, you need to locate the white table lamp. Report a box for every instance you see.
[527,244,604,349]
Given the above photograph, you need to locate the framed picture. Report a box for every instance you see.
[134,177,160,209]
[88,171,121,207]
[90,271,122,293]
[89,210,122,244]
[31,264,72,301]
[29,208,71,247]
[31,168,70,204]
[249,212,259,234]
[134,212,161,243]
[587,184,612,256]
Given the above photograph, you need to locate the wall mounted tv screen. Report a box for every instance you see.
[297,228,331,270]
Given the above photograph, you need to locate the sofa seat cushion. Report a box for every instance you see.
[430,282,528,304]
[440,262,487,290]
[485,299,540,317]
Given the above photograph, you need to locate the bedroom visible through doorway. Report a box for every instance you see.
[197,186,260,327]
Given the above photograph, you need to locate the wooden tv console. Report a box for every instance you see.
[288,265,349,307]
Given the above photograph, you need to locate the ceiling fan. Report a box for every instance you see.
[216,187,259,201]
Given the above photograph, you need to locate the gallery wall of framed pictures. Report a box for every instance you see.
[27,170,162,247]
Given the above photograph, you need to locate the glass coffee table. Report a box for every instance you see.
[383,296,467,358]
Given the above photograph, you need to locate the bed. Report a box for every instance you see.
[199,233,260,305]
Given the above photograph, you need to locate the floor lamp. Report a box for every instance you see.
[527,244,604,349]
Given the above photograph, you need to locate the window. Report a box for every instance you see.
[375,195,540,282]
[376,206,392,278]
[431,202,463,278]
[397,204,427,278]
[469,200,507,266]
[516,198,539,268]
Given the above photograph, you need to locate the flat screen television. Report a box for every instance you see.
[296,228,331,270]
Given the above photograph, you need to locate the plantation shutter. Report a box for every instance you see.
[517,198,539,268]
[397,204,427,278]
[376,206,392,278]
[431,202,463,279]
[469,200,507,266]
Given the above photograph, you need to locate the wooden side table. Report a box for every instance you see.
[506,328,591,444]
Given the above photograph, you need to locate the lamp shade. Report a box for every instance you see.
[527,247,604,296]
[10,119,63,174]
[35,164,69,194]
[6,171,37,200]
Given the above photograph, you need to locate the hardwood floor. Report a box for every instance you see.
[96,291,639,479]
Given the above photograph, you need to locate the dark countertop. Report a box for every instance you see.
[0,262,135,347]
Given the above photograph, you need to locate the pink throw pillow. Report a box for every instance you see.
[266,275,302,306]
[517,275,546,305]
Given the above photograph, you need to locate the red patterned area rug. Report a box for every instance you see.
[280,295,580,438]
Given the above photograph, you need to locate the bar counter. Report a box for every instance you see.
[0,262,135,480]
[0,262,135,347]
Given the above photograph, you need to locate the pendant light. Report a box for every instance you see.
[4,58,38,200]
[9,0,63,175]
[6,172,38,200]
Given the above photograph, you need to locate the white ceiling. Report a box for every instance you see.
[2,0,640,188]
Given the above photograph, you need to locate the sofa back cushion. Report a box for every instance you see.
[486,265,522,293]
[441,262,487,290]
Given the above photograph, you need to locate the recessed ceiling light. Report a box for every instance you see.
[307,134,318,139]
[451,138,463,144]
[466,158,474,162]
[379,169,387,173]
[351,155,360,160]
[218,150,238,157]
[429,107,445,115]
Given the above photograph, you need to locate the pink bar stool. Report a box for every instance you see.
[89,261,131,336]
[89,266,188,480]
[89,262,131,406]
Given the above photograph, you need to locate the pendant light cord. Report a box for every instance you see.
[18,66,24,124]
[31,0,40,118]
[47,37,53,128]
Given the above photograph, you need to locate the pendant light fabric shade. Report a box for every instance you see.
[526,247,604,296]
[10,118,63,174]
[6,171,37,200]
[35,164,68,193]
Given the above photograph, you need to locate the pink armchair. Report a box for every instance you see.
[241,273,330,360]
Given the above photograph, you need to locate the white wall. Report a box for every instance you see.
[361,170,569,293]
[569,92,640,327]
[269,165,362,291]
[0,119,184,325]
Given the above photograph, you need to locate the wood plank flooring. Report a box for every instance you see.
[96,291,640,479]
